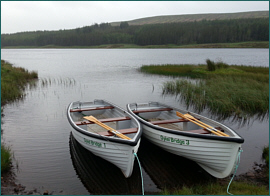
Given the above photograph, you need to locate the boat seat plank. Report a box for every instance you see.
[151,119,189,125]
[75,116,131,126]
[132,108,173,114]
[98,128,138,136]
[185,129,210,134]
[70,106,114,112]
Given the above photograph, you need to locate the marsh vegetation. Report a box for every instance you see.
[1,60,38,105]
[1,60,38,173]
[140,60,269,121]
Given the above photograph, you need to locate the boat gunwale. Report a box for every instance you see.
[67,100,142,146]
[127,102,244,144]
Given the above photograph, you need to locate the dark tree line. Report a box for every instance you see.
[133,18,269,45]
[1,18,268,47]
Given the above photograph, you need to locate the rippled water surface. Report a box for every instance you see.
[1,49,269,194]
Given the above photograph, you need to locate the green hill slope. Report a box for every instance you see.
[111,11,269,26]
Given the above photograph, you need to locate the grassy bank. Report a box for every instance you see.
[1,41,269,49]
[161,181,269,195]
[140,60,269,120]
[1,145,12,173]
[1,60,38,173]
[1,60,38,105]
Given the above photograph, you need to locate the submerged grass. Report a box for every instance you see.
[141,60,269,120]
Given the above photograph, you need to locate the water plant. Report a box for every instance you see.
[163,74,269,120]
[1,60,38,105]
[262,146,269,179]
[1,144,12,173]
[141,60,269,120]
[206,59,216,71]
[262,146,269,167]
[1,60,38,174]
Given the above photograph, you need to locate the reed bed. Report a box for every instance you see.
[141,60,269,120]
[1,144,12,173]
[39,77,76,87]
[1,60,38,105]
[163,75,269,120]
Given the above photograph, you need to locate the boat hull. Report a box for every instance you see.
[71,128,140,178]
[67,99,142,178]
[127,102,244,178]
[141,123,241,178]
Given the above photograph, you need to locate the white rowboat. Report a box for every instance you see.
[127,102,244,178]
[67,99,142,178]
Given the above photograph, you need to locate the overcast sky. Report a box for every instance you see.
[1,1,269,34]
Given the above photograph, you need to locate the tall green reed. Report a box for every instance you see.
[1,145,12,173]
[163,74,269,120]
[1,60,38,105]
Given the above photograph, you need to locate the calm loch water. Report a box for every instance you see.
[1,48,269,194]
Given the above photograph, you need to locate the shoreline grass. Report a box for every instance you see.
[1,59,38,174]
[1,60,38,105]
[161,181,269,195]
[1,41,269,49]
[1,145,12,173]
[141,60,269,120]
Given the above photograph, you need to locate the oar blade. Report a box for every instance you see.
[185,114,229,137]
[176,111,225,137]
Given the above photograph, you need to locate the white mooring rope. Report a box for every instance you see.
[227,148,243,195]
[134,152,144,195]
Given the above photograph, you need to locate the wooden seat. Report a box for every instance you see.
[98,128,138,136]
[151,119,189,125]
[76,116,131,126]
[185,129,210,134]
[132,108,173,114]
[70,106,114,112]
[184,127,223,134]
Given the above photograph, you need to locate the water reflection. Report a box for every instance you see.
[69,132,143,195]
[138,137,215,190]
[70,132,215,194]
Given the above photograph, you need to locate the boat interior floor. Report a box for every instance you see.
[148,118,210,134]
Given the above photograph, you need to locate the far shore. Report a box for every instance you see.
[1,41,269,49]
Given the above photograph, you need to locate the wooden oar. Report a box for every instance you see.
[184,113,229,137]
[83,116,131,140]
[176,111,224,137]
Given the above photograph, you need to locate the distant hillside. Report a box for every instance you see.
[111,11,269,26]
[2,14,268,48]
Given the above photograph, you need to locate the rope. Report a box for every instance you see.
[134,152,144,195]
[227,148,243,195]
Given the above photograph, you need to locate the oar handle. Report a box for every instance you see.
[185,113,229,137]
[176,112,224,137]
[83,116,131,140]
